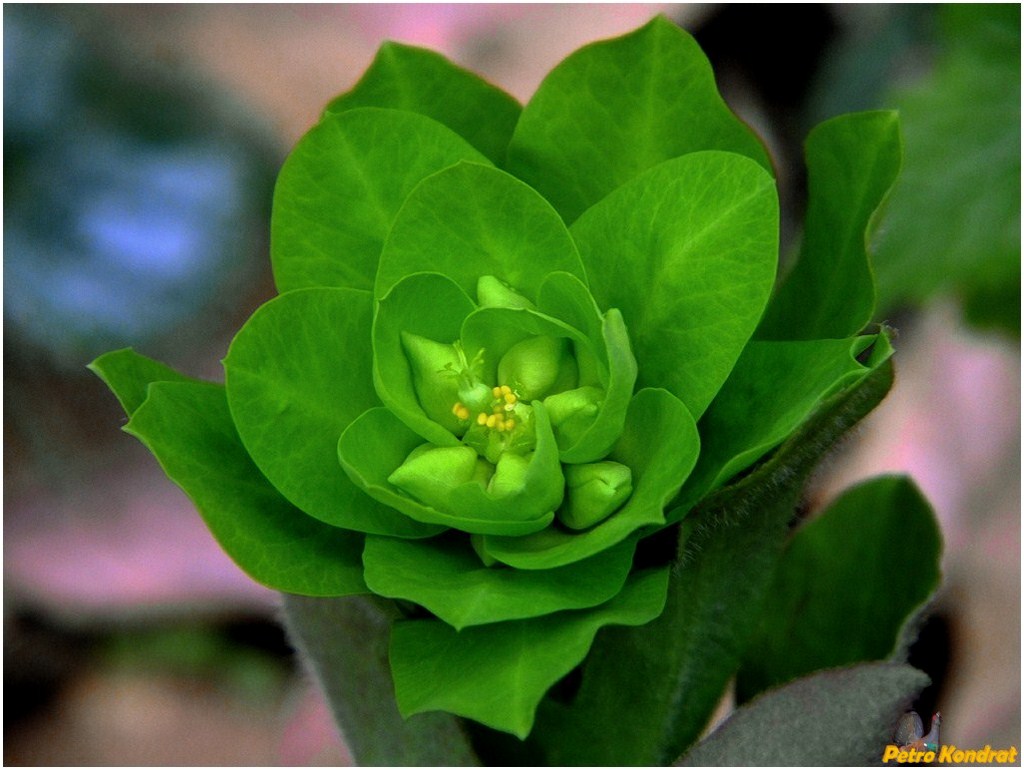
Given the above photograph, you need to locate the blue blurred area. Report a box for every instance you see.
[3,6,277,367]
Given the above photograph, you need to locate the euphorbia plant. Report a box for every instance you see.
[92,17,942,765]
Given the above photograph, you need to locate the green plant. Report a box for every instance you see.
[92,18,942,764]
[873,4,1020,334]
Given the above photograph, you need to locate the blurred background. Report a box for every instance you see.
[4,4,1019,764]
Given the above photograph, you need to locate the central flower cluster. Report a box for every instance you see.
[387,274,635,546]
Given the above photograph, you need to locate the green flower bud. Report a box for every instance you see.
[457,378,495,416]
[487,452,532,498]
[543,385,604,446]
[477,275,535,309]
[470,456,496,486]
[497,335,578,401]
[558,461,633,530]
[401,332,464,434]
[388,444,488,510]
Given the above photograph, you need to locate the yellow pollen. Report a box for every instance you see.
[503,391,517,405]
[504,418,516,431]
[476,412,488,426]
[486,414,500,429]
[452,402,471,420]
[492,386,502,398]
[500,385,512,395]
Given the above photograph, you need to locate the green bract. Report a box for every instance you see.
[91,17,910,744]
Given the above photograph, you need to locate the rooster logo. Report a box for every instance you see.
[894,710,942,753]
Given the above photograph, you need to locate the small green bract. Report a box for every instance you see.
[92,17,905,739]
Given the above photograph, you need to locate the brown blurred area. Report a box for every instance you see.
[4,4,1018,765]
[89,4,688,145]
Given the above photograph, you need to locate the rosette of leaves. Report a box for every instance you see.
[91,17,943,765]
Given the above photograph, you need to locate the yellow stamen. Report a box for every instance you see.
[503,391,517,405]
[476,412,488,426]
[486,414,500,429]
[452,402,470,420]
[504,418,516,431]
[500,385,512,395]
[492,386,502,398]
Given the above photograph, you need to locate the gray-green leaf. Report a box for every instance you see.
[281,594,479,765]
[679,663,929,766]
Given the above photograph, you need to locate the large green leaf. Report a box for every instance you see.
[91,349,365,595]
[528,361,894,765]
[281,595,479,765]
[758,111,902,340]
[375,162,586,301]
[270,107,489,293]
[362,534,636,630]
[89,348,197,416]
[224,287,440,538]
[482,387,698,569]
[506,16,770,223]
[390,568,668,740]
[679,663,929,766]
[571,151,778,418]
[736,475,942,702]
[125,381,366,596]
[874,5,1020,334]
[326,41,521,166]
[675,332,893,514]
